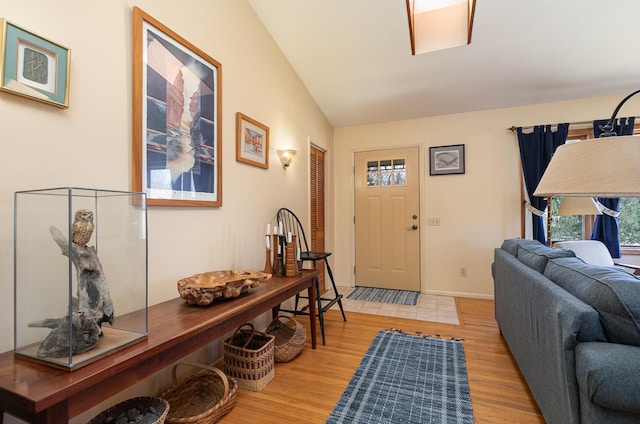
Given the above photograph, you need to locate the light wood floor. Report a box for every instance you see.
[219,298,545,423]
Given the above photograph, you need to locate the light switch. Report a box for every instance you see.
[426,217,440,226]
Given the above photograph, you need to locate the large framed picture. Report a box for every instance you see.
[236,112,269,169]
[132,7,222,207]
[429,144,465,175]
[0,19,70,108]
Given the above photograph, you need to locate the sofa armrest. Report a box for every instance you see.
[576,342,640,415]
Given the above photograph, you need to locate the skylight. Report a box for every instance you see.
[406,0,476,55]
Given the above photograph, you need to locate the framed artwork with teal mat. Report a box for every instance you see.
[0,19,70,108]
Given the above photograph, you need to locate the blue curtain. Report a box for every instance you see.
[591,117,635,258]
[517,124,569,244]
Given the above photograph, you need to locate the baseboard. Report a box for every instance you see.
[423,290,494,300]
[338,284,494,301]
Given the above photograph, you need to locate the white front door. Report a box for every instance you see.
[354,147,420,291]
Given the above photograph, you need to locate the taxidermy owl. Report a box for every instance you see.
[72,209,94,246]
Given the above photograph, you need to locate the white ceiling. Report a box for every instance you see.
[248,0,640,128]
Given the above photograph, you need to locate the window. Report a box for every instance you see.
[618,198,640,246]
[549,196,597,242]
[366,159,406,186]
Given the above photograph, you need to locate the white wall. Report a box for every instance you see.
[0,1,332,422]
[333,94,640,298]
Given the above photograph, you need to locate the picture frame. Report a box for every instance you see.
[132,7,222,207]
[0,19,70,108]
[429,144,465,175]
[236,112,269,169]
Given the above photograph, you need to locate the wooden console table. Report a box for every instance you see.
[0,270,318,423]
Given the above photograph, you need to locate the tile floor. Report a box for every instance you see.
[327,286,460,325]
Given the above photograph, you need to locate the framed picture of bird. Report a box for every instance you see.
[429,144,465,176]
[132,7,222,207]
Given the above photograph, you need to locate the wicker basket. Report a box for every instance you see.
[89,396,169,424]
[223,323,275,392]
[266,315,306,362]
[160,362,237,423]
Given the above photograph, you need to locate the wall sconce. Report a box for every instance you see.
[277,149,298,168]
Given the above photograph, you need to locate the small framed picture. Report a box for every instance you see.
[429,144,465,175]
[0,19,70,108]
[236,112,269,169]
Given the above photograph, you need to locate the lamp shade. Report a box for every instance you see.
[556,197,602,216]
[534,135,640,197]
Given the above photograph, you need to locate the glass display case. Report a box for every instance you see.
[14,187,148,370]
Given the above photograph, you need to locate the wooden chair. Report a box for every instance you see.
[276,208,347,345]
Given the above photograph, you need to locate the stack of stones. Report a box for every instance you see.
[99,405,163,424]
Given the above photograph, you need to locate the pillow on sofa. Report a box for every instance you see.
[501,238,554,256]
[501,238,526,256]
[514,240,575,273]
[545,257,640,346]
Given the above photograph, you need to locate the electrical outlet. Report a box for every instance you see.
[460,267,467,277]
[426,217,440,226]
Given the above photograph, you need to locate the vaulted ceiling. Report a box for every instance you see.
[248,0,640,128]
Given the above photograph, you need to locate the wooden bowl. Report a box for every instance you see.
[177,270,271,306]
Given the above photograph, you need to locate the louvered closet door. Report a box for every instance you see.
[310,146,327,293]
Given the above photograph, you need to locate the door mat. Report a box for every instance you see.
[347,286,419,305]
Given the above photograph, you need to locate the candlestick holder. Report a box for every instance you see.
[272,234,279,268]
[264,247,273,274]
[285,243,296,277]
[272,234,285,277]
[274,254,285,277]
[291,234,302,274]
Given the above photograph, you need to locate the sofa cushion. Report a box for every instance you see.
[545,257,640,346]
[515,241,576,273]
[575,342,640,414]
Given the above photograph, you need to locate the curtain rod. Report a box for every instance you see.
[507,117,640,132]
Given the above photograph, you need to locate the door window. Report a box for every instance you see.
[366,159,406,186]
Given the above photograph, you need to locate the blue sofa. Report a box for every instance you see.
[492,238,640,424]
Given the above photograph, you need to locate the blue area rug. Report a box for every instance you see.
[347,286,419,305]
[326,330,474,424]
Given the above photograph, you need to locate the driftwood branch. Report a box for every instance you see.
[27,226,115,358]
[49,225,114,326]
[29,313,101,357]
